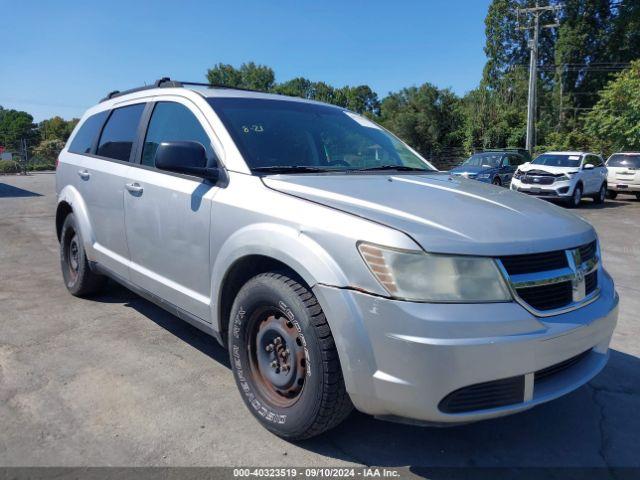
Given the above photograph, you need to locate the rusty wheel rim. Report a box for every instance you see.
[248,306,307,408]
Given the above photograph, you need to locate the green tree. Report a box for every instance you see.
[0,106,37,150]
[39,116,78,141]
[206,62,275,91]
[584,60,640,153]
[379,83,463,157]
[482,0,556,88]
[239,62,275,91]
[274,77,315,98]
[206,63,242,87]
[337,85,380,116]
[462,66,530,150]
[33,138,66,164]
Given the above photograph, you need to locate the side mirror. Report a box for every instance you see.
[155,141,220,181]
[583,163,595,170]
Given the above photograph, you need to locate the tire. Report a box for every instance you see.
[60,213,106,296]
[567,184,582,208]
[607,190,617,200]
[228,272,353,440]
[492,177,502,186]
[594,183,606,204]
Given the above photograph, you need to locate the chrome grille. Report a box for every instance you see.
[498,240,600,316]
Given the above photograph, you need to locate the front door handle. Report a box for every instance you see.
[78,169,90,180]
[125,182,144,194]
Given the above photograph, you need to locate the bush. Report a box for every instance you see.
[28,163,55,172]
[0,160,21,174]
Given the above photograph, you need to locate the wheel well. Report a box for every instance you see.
[218,255,307,344]
[55,202,73,241]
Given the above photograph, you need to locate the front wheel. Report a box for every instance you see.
[607,190,617,200]
[228,272,353,440]
[567,185,583,208]
[492,177,502,186]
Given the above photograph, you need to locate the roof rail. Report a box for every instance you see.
[100,77,266,102]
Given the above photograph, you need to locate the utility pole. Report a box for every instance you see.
[518,1,562,153]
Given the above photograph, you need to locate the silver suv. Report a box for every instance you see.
[56,79,618,439]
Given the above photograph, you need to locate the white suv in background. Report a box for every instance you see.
[605,152,640,200]
[511,151,608,207]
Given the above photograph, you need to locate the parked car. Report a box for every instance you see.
[56,79,618,440]
[510,151,608,207]
[605,152,640,200]
[449,149,529,187]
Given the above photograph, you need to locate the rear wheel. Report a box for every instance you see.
[60,213,106,296]
[607,190,618,200]
[228,272,352,440]
[594,183,606,204]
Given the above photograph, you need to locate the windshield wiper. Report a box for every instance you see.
[354,165,432,172]
[252,165,335,174]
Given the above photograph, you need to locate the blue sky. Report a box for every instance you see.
[0,0,491,121]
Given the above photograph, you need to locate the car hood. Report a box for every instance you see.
[263,172,595,256]
[518,164,578,175]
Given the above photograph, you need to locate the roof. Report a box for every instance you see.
[99,77,335,108]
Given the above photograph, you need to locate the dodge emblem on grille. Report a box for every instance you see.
[568,248,587,302]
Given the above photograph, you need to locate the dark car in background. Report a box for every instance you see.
[450,149,531,187]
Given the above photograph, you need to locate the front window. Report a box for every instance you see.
[607,154,640,168]
[460,153,502,168]
[208,98,435,173]
[532,153,581,168]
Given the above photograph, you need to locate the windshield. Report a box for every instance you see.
[208,98,435,173]
[532,154,581,168]
[607,154,640,168]
[461,153,502,168]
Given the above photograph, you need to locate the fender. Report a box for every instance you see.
[210,222,349,333]
[57,185,97,260]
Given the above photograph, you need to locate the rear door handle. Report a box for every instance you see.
[125,182,144,194]
[78,169,90,180]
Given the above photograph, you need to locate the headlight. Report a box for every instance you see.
[513,170,522,179]
[358,243,512,302]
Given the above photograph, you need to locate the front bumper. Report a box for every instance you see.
[510,178,574,198]
[313,270,618,425]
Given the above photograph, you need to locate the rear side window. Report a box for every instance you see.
[508,155,524,166]
[141,102,214,167]
[68,111,108,154]
[96,104,145,162]
[608,154,640,168]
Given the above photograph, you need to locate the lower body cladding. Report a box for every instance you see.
[313,271,618,425]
